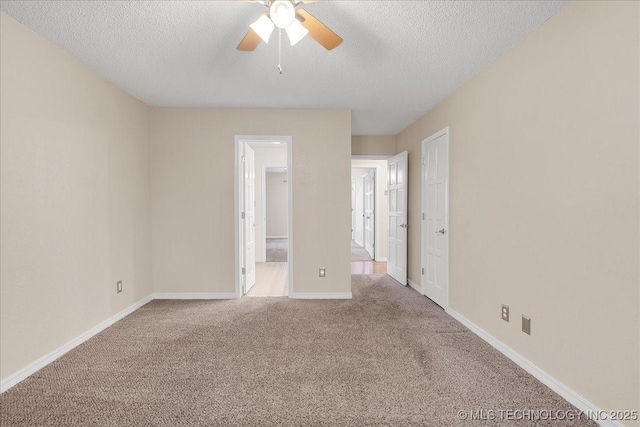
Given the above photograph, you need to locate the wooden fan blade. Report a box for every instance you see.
[237,28,262,51]
[296,9,342,50]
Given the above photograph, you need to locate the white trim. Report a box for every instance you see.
[0,294,153,393]
[266,236,288,239]
[152,293,236,300]
[407,279,422,294]
[290,292,352,299]
[362,169,376,260]
[354,239,364,247]
[374,257,387,262]
[235,137,243,298]
[351,155,392,160]
[421,127,450,309]
[260,165,267,263]
[286,139,293,298]
[445,307,619,427]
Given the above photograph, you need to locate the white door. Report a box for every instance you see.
[363,170,375,259]
[387,151,408,285]
[244,144,256,293]
[422,129,448,308]
[351,180,356,241]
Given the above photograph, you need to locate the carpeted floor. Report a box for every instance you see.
[266,238,287,262]
[351,240,373,261]
[0,275,594,426]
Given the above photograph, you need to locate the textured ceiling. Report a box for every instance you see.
[0,0,567,135]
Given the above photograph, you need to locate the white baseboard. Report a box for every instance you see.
[266,236,287,239]
[407,279,422,293]
[445,307,620,427]
[290,292,352,299]
[354,240,363,247]
[374,257,387,262]
[0,294,153,394]
[152,292,237,300]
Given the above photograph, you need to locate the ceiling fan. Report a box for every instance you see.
[237,0,343,52]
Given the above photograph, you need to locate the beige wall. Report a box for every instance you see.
[396,1,639,418]
[266,172,288,237]
[351,135,396,156]
[254,147,287,262]
[151,108,351,295]
[0,13,152,381]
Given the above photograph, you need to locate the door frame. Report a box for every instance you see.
[351,179,356,241]
[351,157,391,262]
[235,135,293,298]
[362,169,376,259]
[420,127,449,308]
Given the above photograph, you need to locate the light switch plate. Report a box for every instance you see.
[319,268,326,278]
[117,280,122,293]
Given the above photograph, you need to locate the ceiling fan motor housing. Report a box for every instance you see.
[270,1,296,28]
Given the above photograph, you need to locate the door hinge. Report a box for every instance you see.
[422,212,425,220]
[422,267,425,275]
[241,212,245,219]
[241,156,245,163]
[242,267,246,275]
[422,157,425,165]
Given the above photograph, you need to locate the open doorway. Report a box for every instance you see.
[236,136,292,298]
[351,167,374,261]
[350,158,389,275]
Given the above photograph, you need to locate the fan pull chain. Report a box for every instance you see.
[277,29,283,74]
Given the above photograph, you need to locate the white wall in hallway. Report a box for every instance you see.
[253,147,287,262]
[266,172,288,238]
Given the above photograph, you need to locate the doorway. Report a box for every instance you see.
[350,158,389,275]
[236,136,293,298]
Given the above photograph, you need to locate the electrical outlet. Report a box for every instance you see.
[522,315,531,335]
[501,304,509,322]
[319,267,326,278]
[117,280,123,294]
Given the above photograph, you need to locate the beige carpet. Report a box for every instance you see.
[266,238,287,262]
[0,275,594,426]
[351,240,373,261]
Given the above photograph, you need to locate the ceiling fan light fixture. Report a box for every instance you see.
[249,14,274,43]
[285,19,309,46]
[269,0,296,29]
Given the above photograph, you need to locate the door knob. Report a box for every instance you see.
[436,229,446,234]
[399,224,408,228]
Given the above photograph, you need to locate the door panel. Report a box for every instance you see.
[422,132,448,307]
[364,170,375,259]
[387,151,408,285]
[244,144,256,292]
[351,180,356,241]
